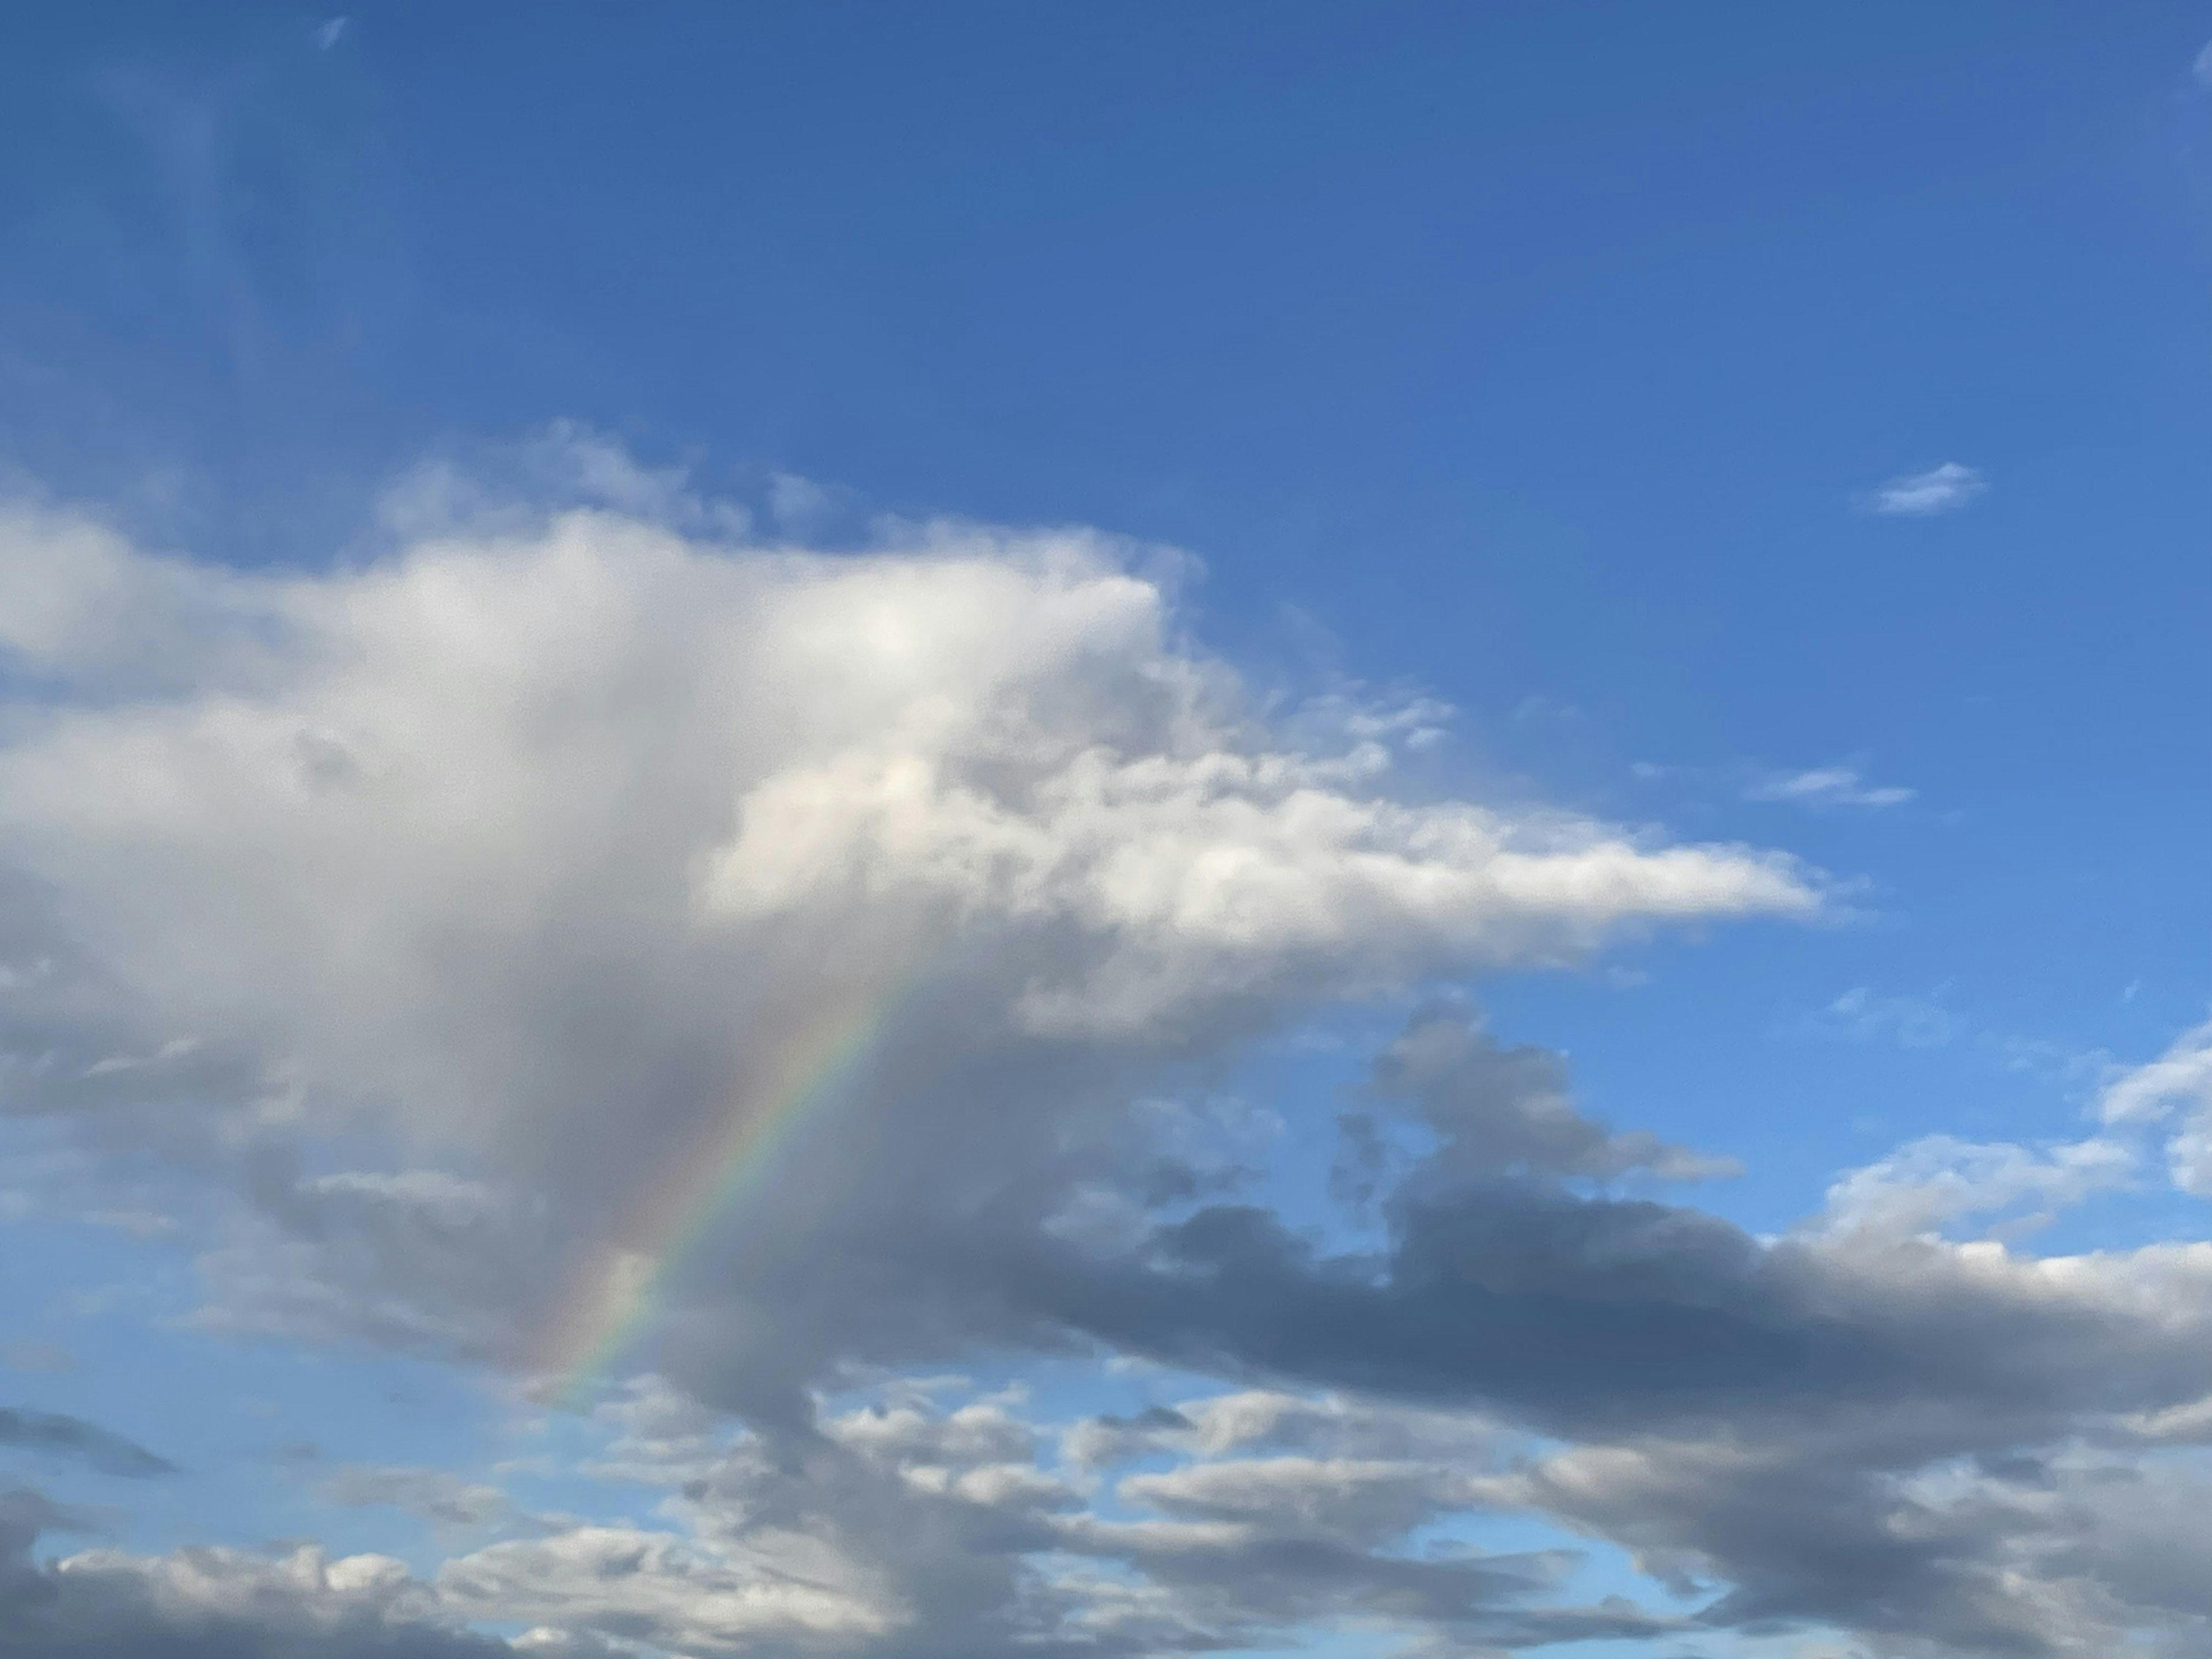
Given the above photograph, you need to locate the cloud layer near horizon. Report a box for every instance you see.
[7,479,2212,1658]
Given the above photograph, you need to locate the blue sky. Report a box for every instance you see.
[5,6,2212,1658]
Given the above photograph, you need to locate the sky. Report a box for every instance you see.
[3,5,2212,1657]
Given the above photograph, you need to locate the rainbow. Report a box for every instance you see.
[531,977,903,1403]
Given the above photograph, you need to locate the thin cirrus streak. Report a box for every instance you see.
[528,975,909,1403]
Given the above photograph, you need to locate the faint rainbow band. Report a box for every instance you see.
[530,976,904,1403]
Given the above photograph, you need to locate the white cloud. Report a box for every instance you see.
[1745,766,1915,809]
[1800,986,1960,1049]
[1809,1132,2134,1242]
[1865,461,1987,516]
[0,495,1810,1081]
[18,1540,495,1656]
[766,470,832,533]
[439,1526,899,1650]
[2098,1018,2212,1126]
[2195,39,2212,88]
[0,483,1816,1388]
[2099,1018,2212,1194]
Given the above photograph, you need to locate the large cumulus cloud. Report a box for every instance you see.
[0,487,1809,1411]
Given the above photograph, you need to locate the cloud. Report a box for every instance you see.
[1033,1153,2212,1450]
[1350,1002,1739,1189]
[1,1514,509,1659]
[1864,460,1987,516]
[32,981,2212,1657]
[2099,1018,2212,1194]
[766,469,832,534]
[0,485,1813,1421]
[23,461,2212,1654]
[0,1342,78,1375]
[1808,1132,2134,1242]
[1794,990,2113,1101]
[377,423,752,543]
[1798,986,1961,1049]
[430,1376,1666,1658]
[321,1465,512,1529]
[0,1410,174,1478]
[50,1281,2212,1659]
[314,17,349,50]
[1745,766,1915,809]
[2195,39,2212,88]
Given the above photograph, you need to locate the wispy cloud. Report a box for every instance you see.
[0,1407,174,1476]
[314,17,349,50]
[1793,986,2110,1088]
[766,469,833,533]
[1745,766,1915,809]
[2193,40,2212,88]
[0,1340,77,1374]
[1800,987,1962,1051]
[321,1463,513,1527]
[2098,1019,2212,1194]
[1865,461,1987,517]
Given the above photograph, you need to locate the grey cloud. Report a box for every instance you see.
[0,1410,174,1479]
[1,1342,79,1375]
[195,1155,554,1360]
[1365,1003,1738,1184]
[904,1014,2207,1459]
[1488,1431,2212,1657]
[1068,1389,1498,1472]
[1,1487,97,1581]
[1119,1454,1478,1540]
[559,984,2212,1657]
[1062,1404,1193,1468]
[321,1465,510,1528]
[1022,1173,2212,1444]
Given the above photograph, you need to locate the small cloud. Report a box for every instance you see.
[1509,694,1585,723]
[321,1463,509,1527]
[1812,1131,2133,1244]
[2099,1020,2212,1128]
[1865,461,1987,517]
[1801,987,1961,1051]
[0,1408,175,1478]
[1,1340,78,1374]
[83,1208,179,1239]
[379,425,751,541]
[2194,40,2212,88]
[767,471,832,534]
[1796,991,2108,1086]
[1745,766,1915,810]
[315,17,349,50]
